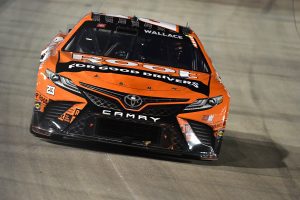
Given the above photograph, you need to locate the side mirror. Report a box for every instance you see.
[66,24,75,33]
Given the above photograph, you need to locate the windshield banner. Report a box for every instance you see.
[56,61,209,95]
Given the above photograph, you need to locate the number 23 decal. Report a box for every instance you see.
[46,85,55,95]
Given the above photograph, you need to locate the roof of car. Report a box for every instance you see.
[91,12,192,35]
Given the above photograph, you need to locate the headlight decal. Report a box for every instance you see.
[184,96,223,111]
[45,69,81,94]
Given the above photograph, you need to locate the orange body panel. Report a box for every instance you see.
[32,12,230,159]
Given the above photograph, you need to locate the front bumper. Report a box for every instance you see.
[31,89,223,160]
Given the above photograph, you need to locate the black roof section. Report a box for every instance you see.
[91,12,192,35]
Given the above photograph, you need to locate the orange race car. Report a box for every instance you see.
[30,13,230,160]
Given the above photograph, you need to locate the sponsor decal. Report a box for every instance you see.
[143,64,175,73]
[72,54,102,64]
[202,115,214,122]
[188,35,198,48]
[34,101,41,111]
[35,92,49,104]
[96,23,106,28]
[35,92,49,112]
[46,85,55,95]
[217,130,224,137]
[59,108,81,123]
[73,55,199,83]
[56,61,209,95]
[144,29,183,39]
[106,59,138,67]
[72,54,198,78]
[101,109,160,123]
[59,113,72,123]
[74,108,80,116]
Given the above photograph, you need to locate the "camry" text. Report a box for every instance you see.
[102,109,160,123]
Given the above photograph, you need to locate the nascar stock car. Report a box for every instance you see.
[30,12,230,160]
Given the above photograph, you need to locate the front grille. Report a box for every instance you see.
[80,85,188,117]
[142,105,186,117]
[82,90,121,111]
[65,107,187,151]
[188,120,214,147]
[43,101,75,120]
[80,82,189,109]
[96,118,161,144]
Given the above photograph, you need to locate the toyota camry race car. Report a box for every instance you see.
[30,13,230,160]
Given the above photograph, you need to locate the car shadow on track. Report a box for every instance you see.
[42,129,288,169]
[197,130,289,168]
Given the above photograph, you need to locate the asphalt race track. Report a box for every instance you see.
[0,0,300,199]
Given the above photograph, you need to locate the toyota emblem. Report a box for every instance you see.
[124,95,143,108]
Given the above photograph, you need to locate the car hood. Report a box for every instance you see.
[56,52,210,98]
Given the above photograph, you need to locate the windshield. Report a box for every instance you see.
[64,21,210,73]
